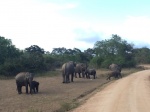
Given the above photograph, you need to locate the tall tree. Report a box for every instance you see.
[0,36,21,64]
[133,47,150,64]
[93,34,135,67]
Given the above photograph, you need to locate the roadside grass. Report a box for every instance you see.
[55,101,79,112]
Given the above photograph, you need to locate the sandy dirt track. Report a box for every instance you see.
[72,70,150,112]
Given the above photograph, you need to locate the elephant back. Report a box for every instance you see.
[75,63,82,73]
[75,63,88,72]
[86,68,96,74]
[109,63,121,72]
[15,72,34,82]
[62,61,76,74]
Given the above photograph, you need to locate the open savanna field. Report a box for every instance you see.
[0,66,146,112]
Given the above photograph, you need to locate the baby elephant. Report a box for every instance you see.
[85,69,96,79]
[30,81,39,93]
[106,71,122,80]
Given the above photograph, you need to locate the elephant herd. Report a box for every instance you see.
[14,62,122,94]
[62,61,97,83]
[62,62,122,83]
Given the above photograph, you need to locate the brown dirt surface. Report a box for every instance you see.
[71,69,150,112]
[0,70,109,112]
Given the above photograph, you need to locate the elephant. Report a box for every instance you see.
[15,72,34,94]
[85,68,96,79]
[62,61,76,83]
[30,81,39,93]
[109,63,122,72]
[74,63,88,78]
[106,71,122,80]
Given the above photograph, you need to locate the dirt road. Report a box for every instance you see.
[72,70,150,112]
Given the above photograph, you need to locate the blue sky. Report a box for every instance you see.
[0,0,150,52]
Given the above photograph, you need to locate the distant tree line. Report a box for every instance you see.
[0,34,150,76]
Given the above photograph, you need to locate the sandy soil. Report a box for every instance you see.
[71,69,150,112]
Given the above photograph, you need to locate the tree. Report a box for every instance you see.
[25,45,45,54]
[133,47,150,64]
[93,34,135,68]
[0,36,22,75]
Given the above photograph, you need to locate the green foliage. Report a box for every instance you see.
[133,47,150,64]
[90,56,103,68]
[25,45,45,54]
[93,34,135,68]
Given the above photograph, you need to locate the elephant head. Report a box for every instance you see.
[15,72,34,94]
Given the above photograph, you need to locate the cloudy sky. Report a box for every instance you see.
[0,0,150,52]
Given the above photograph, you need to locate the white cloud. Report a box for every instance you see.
[89,16,150,48]
[121,16,150,40]
[0,0,79,51]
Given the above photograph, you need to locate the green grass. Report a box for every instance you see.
[55,101,79,112]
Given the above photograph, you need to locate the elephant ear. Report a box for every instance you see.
[26,72,34,80]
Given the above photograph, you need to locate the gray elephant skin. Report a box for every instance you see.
[74,63,88,78]
[109,63,121,72]
[30,81,39,93]
[85,69,96,79]
[62,61,76,83]
[15,72,34,94]
[106,71,122,80]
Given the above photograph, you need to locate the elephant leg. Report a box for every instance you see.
[75,73,77,78]
[82,72,84,78]
[107,75,111,80]
[79,73,81,78]
[71,73,74,82]
[29,83,33,94]
[33,87,36,93]
[93,74,96,79]
[62,73,66,83]
[25,84,29,94]
[16,82,22,94]
[36,86,39,93]
[18,86,22,94]
[89,74,90,79]
[66,74,70,83]
[119,73,122,78]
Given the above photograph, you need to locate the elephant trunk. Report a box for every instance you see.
[29,79,33,94]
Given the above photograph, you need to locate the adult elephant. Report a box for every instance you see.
[85,68,96,79]
[109,63,121,72]
[74,63,88,78]
[15,72,34,94]
[62,61,76,83]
